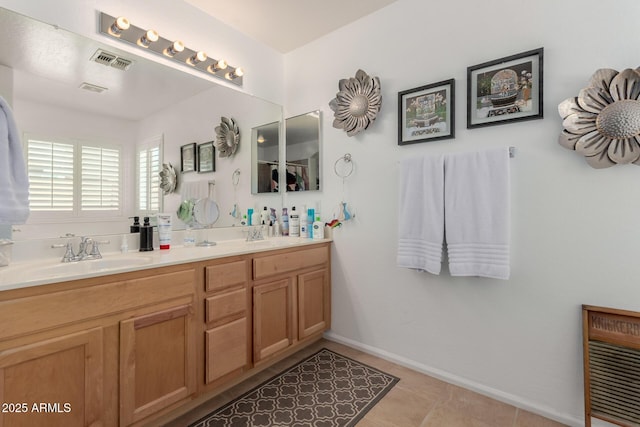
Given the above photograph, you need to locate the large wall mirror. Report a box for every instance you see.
[251,121,280,194]
[285,111,321,192]
[0,6,283,240]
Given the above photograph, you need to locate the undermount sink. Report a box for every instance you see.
[27,256,154,279]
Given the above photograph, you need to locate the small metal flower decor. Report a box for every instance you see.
[215,117,240,158]
[329,69,382,137]
[558,68,640,168]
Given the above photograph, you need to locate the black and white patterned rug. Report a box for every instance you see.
[190,348,399,427]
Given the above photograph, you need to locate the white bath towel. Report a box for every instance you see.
[444,148,510,279]
[0,96,29,224]
[397,154,445,274]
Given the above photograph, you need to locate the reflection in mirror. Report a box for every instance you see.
[285,111,321,191]
[252,122,280,194]
[0,7,283,240]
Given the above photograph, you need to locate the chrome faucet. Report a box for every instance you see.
[245,226,265,242]
[51,235,110,262]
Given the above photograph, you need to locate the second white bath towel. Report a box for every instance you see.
[444,148,510,279]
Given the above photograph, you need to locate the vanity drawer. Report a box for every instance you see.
[205,260,248,293]
[205,288,247,324]
[253,245,329,280]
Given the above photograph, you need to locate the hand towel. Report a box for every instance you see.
[444,148,510,279]
[397,154,445,274]
[0,96,29,224]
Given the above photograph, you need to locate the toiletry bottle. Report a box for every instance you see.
[281,208,289,236]
[289,206,300,237]
[184,226,196,247]
[312,215,325,239]
[157,213,172,250]
[273,220,280,236]
[247,208,254,226]
[260,206,270,225]
[130,216,140,233]
[120,234,129,253]
[307,208,315,239]
[139,216,154,251]
[300,205,308,238]
[251,208,260,227]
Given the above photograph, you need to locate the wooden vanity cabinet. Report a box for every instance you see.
[252,243,331,364]
[0,264,197,427]
[0,242,330,426]
[0,326,103,427]
[203,258,252,387]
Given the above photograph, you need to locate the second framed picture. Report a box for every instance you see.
[467,47,543,129]
[398,78,455,145]
[197,141,215,173]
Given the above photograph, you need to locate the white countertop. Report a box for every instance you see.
[0,237,331,292]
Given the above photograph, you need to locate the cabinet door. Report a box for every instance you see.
[119,304,196,426]
[298,268,331,339]
[0,327,103,427]
[253,278,293,362]
[205,318,248,384]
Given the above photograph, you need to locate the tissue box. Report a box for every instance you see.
[0,239,13,267]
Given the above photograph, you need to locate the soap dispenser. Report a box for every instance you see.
[139,216,154,252]
[130,216,140,233]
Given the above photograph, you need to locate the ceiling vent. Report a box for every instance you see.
[90,49,133,71]
[79,82,108,93]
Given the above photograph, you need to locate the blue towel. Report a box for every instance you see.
[0,96,29,224]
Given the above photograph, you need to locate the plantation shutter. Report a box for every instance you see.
[137,137,162,214]
[81,145,120,211]
[27,139,74,211]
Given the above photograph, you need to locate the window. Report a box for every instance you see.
[26,136,122,217]
[137,135,163,215]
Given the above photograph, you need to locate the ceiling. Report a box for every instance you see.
[182,0,399,53]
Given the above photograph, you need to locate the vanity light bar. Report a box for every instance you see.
[98,12,243,86]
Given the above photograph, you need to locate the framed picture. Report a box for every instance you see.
[197,141,215,173]
[467,47,543,129]
[398,79,455,145]
[181,142,197,173]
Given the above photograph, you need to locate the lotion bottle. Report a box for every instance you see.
[312,216,324,239]
[260,206,270,225]
[289,206,300,237]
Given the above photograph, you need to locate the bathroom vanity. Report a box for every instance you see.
[0,239,331,426]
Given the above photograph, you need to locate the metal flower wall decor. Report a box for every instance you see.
[558,68,640,168]
[329,69,382,137]
[215,117,240,158]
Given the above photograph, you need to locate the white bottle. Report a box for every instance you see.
[183,226,196,247]
[312,216,324,239]
[289,206,300,237]
[260,206,270,225]
[251,209,260,227]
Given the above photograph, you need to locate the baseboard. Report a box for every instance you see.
[323,331,582,427]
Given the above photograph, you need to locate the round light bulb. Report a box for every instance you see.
[138,29,159,47]
[188,51,207,65]
[109,16,130,36]
[234,67,244,77]
[164,40,184,57]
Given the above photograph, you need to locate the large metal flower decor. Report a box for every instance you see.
[329,69,382,137]
[215,117,240,158]
[558,68,640,168]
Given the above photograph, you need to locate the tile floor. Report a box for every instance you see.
[159,339,568,427]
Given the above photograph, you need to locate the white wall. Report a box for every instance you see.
[284,0,640,425]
